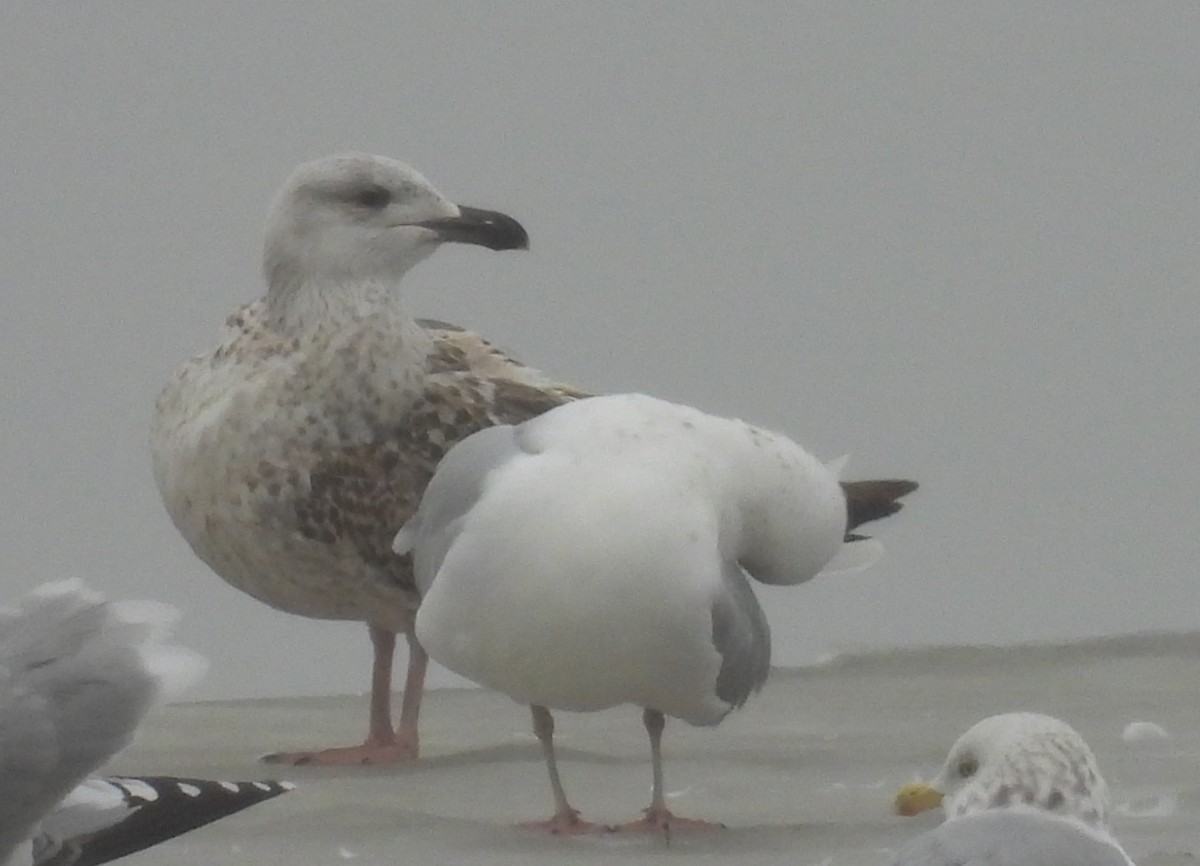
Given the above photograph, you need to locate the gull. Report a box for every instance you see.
[1,580,202,866]
[0,582,293,866]
[152,152,586,766]
[395,392,917,833]
[891,712,1135,865]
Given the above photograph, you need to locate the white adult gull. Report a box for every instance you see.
[151,152,587,766]
[395,392,918,833]
[891,712,1135,865]
[0,581,293,866]
[0,580,200,866]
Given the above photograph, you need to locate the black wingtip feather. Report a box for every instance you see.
[841,479,919,534]
[67,777,293,866]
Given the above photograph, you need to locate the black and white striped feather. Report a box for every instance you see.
[32,776,294,866]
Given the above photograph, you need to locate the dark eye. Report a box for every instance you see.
[350,184,392,209]
[957,757,978,778]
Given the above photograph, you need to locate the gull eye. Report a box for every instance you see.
[957,757,978,778]
[350,184,392,209]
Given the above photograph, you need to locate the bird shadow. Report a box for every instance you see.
[273,741,643,781]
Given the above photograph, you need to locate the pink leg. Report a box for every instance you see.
[616,709,723,837]
[365,625,398,745]
[393,631,427,756]
[520,705,609,834]
[262,625,422,766]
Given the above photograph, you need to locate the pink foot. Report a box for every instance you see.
[615,807,724,834]
[520,811,612,835]
[261,736,418,766]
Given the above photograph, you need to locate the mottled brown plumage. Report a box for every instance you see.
[152,154,581,766]
[293,325,589,594]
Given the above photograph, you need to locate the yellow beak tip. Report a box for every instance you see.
[893,782,945,816]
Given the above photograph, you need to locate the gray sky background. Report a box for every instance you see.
[2,3,1197,701]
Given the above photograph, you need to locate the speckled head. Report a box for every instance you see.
[926,712,1112,829]
[262,152,528,302]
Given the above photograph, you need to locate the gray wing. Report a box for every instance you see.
[393,424,531,597]
[0,587,169,866]
[889,810,1134,866]
[710,561,771,711]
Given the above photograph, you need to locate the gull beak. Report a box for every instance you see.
[894,781,945,816]
[416,205,529,251]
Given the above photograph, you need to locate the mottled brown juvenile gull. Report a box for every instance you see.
[891,712,1135,865]
[151,152,587,766]
[395,393,917,833]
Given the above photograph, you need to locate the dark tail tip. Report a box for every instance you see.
[841,479,919,533]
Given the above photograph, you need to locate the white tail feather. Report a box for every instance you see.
[820,538,885,575]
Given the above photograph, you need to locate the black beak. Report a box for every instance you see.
[417,205,529,251]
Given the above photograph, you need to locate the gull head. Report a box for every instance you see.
[263,152,528,295]
[894,712,1111,829]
